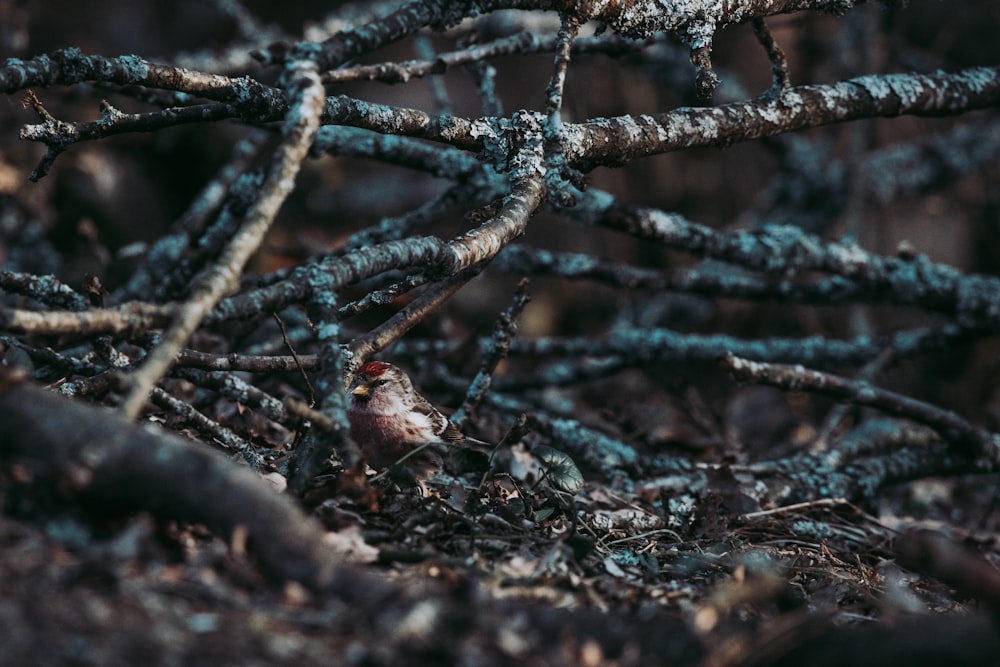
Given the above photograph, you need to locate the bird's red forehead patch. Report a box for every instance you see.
[360,361,391,377]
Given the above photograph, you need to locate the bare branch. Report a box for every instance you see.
[574,189,1000,330]
[0,301,174,335]
[348,269,480,364]
[119,63,326,418]
[565,66,1000,167]
[720,353,1000,460]
[0,371,338,588]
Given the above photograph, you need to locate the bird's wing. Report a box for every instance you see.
[439,420,467,443]
[410,393,491,446]
[409,394,461,442]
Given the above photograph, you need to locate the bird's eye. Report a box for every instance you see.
[376,379,388,386]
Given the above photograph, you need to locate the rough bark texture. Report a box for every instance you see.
[1,1,999,665]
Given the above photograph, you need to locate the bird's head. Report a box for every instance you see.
[348,361,415,413]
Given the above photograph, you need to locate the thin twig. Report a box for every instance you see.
[274,311,316,406]
[751,17,790,95]
[452,278,531,428]
[149,386,261,467]
[812,347,894,451]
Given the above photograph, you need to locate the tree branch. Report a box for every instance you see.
[0,371,338,588]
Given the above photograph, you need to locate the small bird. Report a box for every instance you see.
[346,361,485,488]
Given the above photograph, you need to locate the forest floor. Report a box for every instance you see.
[2,379,999,666]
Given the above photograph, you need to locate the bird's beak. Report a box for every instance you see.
[351,385,369,397]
